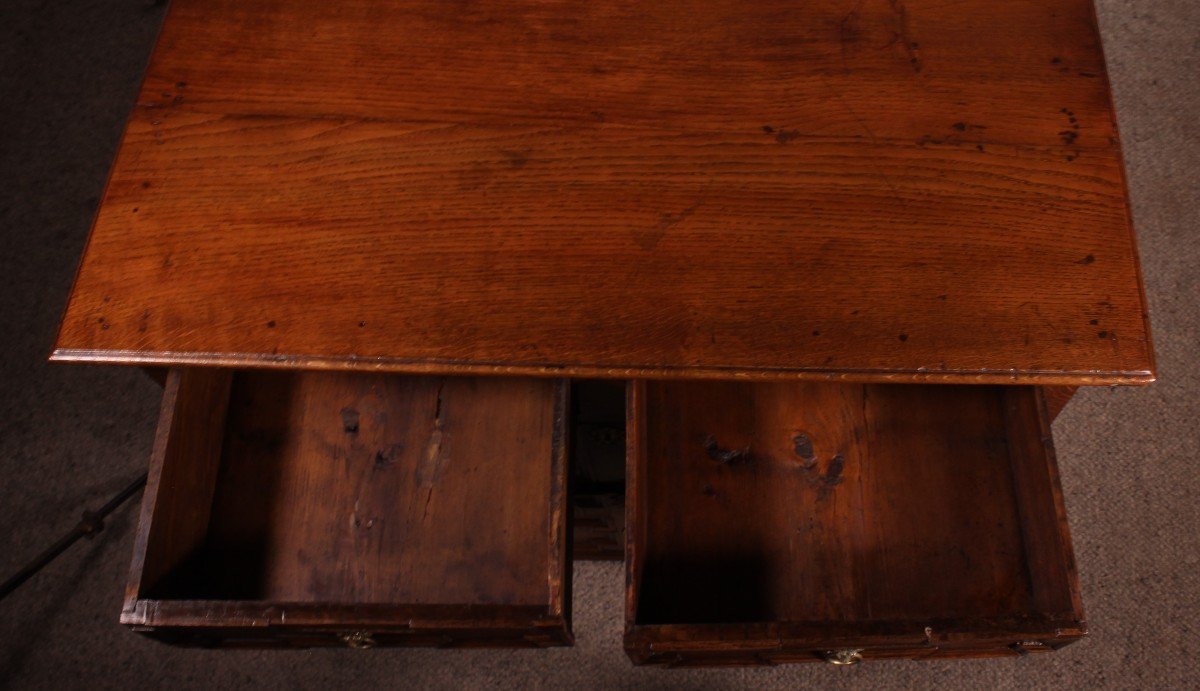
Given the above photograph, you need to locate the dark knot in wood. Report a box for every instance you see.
[702,436,753,466]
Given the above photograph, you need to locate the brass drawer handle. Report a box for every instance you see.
[824,649,864,666]
[339,631,377,649]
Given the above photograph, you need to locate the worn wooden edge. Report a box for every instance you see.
[1086,0,1159,387]
[1005,388,1087,622]
[120,600,568,632]
[50,7,173,369]
[124,368,234,611]
[50,349,1156,386]
[624,615,1087,665]
[545,379,574,644]
[626,614,1088,646]
[1038,389,1086,621]
[122,368,183,613]
[623,380,648,643]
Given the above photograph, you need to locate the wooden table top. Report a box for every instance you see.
[54,0,1154,384]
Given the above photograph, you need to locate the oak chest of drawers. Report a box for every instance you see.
[55,0,1152,667]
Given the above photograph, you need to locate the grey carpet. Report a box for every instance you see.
[0,0,1195,688]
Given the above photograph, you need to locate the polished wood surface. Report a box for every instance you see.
[624,380,1083,664]
[54,0,1152,384]
[124,369,571,647]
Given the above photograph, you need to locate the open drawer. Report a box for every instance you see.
[123,369,571,648]
[625,381,1084,666]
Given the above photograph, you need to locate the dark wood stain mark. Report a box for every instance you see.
[340,407,359,434]
[1077,254,1095,265]
[838,10,862,67]
[661,202,702,230]
[775,128,801,144]
[839,10,862,45]
[635,201,703,251]
[500,149,531,168]
[792,433,817,469]
[886,0,923,73]
[418,380,448,522]
[702,436,753,466]
[374,444,404,469]
[823,453,846,486]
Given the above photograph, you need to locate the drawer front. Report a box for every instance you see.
[628,636,1084,666]
[628,647,937,667]
[624,380,1085,666]
[133,625,569,650]
[123,369,571,648]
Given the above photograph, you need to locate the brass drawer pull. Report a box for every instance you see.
[340,631,377,649]
[824,649,864,666]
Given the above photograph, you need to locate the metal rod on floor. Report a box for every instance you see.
[0,473,148,602]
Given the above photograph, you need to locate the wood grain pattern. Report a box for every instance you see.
[54,0,1153,384]
[624,380,1084,664]
[123,369,571,647]
[133,0,1117,148]
[1004,387,1083,618]
[127,368,232,602]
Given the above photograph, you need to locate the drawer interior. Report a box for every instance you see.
[625,381,1084,664]
[571,380,627,560]
[124,369,569,645]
